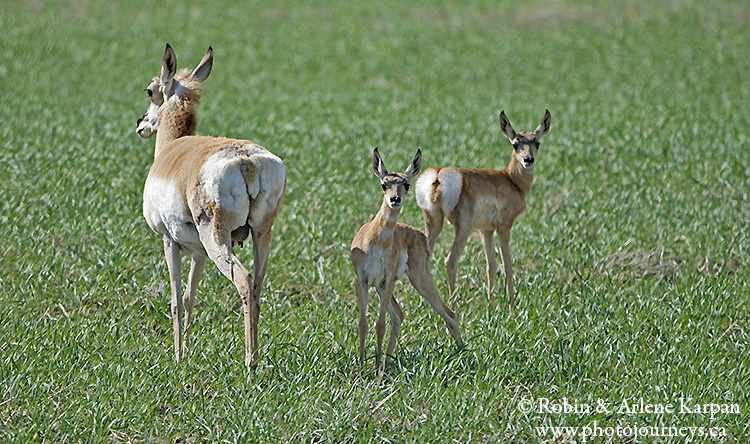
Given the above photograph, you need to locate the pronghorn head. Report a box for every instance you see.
[372,148,422,210]
[136,77,163,138]
[499,109,551,169]
[135,43,213,139]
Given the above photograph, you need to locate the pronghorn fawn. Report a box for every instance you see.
[350,148,463,368]
[135,44,286,366]
[415,110,551,312]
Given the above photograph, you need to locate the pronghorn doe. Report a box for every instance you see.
[135,44,286,366]
[415,110,551,312]
[350,148,463,367]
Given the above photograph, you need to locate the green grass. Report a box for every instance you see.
[1,0,749,442]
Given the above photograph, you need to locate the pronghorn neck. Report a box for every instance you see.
[506,154,534,197]
[154,83,200,157]
[373,201,401,241]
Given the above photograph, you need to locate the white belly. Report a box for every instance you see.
[143,176,203,253]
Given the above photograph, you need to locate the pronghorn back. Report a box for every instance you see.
[143,136,284,250]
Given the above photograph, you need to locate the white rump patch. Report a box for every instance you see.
[415,168,438,214]
[198,146,285,229]
[416,167,463,215]
[246,151,285,226]
[200,151,251,229]
[436,168,462,214]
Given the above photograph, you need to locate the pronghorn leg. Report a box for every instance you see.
[385,298,404,361]
[406,264,463,347]
[354,277,369,367]
[163,236,183,362]
[247,227,273,365]
[183,253,207,356]
[481,230,498,298]
[422,209,444,254]
[374,280,396,368]
[445,223,472,297]
[497,228,515,312]
[196,222,254,364]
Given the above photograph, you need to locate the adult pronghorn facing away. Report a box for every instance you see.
[350,149,463,367]
[415,110,551,313]
[135,44,286,366]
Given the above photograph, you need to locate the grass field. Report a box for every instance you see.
[1,0,749,442]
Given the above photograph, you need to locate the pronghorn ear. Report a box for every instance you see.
[535,110,551,138]
[191,46,213,83]
[372,148,389,179]
[499,111,517,141]
[404,149,421,180]
[161,43,177,90]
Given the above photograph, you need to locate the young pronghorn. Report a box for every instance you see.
[350,148,463,367]
[135,44,286,366]
[415,110,551,312]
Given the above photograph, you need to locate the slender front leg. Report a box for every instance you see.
[163,236,183,361]
[183,253,207,356]
[497,228,515,312]
[354,277,369,367]
[374,280,397,368]
[481,230,498,298]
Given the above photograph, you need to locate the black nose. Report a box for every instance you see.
[136,114,145,126]
[524,156,534,164]
[390,196,401,205]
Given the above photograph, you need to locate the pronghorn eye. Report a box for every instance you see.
[404,183,410,191]
[146,88,153,97]
[381,183,387,191]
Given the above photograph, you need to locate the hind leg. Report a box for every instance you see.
[406,259,462,347]
[196,221,254,365]
[246,227,274,365]
[422,209,445,254]
[385,298,404,361]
